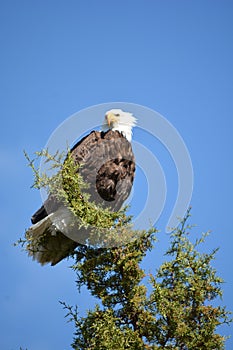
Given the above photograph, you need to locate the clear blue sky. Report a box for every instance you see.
[1,1,233,349]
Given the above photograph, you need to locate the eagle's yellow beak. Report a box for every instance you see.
[106,113,118,127]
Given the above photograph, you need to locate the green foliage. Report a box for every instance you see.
[23,149,141,248]
[22,150,231,349]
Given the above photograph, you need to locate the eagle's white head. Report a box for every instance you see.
[102,109,137,142]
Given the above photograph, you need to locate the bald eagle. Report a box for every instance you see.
[27,109,137,265]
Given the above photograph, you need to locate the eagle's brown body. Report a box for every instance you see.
[29,129,135,265]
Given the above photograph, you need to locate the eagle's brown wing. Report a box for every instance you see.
[70,129,135,211]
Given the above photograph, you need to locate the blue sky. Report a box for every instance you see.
[1,0,233,349]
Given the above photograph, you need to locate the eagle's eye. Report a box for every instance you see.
[115,113,120,117]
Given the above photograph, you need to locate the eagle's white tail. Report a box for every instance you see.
[26,210,78,266]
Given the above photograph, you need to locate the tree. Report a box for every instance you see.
[20,151,231,349]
